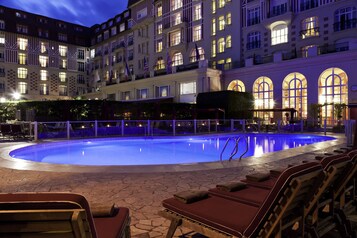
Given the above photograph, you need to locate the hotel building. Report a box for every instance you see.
[0,0,356,122]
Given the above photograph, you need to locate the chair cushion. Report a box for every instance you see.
[163,195,258,237]
[94,207,130,238]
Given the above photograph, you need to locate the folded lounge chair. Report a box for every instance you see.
[0,192,130,238]
[160,162,324,238]
[304,154,353,237]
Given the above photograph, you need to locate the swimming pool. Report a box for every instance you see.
[9,134,335,166]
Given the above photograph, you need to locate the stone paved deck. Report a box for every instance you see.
[0,135,346,237]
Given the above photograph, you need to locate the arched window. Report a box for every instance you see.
[253,77,274,120]
[282,72,307,119]
[318,67,348,124]
[271,23,288,45]
[172,52,183,66]
[227,80,245,92]
[190,47,205,62]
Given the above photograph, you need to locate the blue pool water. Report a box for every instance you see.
[9,134,335,166]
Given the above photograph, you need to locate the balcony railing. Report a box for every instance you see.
[333,19,357,32]
[299,27,319,37]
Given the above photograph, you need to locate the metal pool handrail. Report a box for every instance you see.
[220,136,249,161]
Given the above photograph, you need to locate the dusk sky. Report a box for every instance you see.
[1,0,129,26]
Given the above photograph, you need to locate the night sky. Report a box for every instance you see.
[1,0,129,26]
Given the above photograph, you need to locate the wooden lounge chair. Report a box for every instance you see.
[304,154,353,237]
[0,192,130,238]
[159,162,324,238]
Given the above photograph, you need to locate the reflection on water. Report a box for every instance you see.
[9,134,335,166]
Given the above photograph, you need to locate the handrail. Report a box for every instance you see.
[220,137,236,161]
[238,136,249,161]
[228,137,241,161]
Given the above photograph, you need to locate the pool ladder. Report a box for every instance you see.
[220,136,249,161]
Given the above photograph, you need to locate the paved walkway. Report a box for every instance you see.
[0,136,346,237]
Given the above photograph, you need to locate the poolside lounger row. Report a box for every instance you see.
[0,193,130,238]
[159,149,357,237]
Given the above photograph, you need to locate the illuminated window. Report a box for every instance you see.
[301,17,319,39]
[59,45,68,57]
[17,68,27,79]
[172,52,183,66]
[193,4,202,21]
[171,0,182,11]
[155,57,165,70]
[212,40,216,57]
[170,30,181,46]
[218,38,225,53]
[59,72,67,82]
[40,42,48,53]
[190,47,205,62]
[218,0,225,8]
[226,35,232,48]
[282,73,308,119]
[60,59,67,69]
[180,81,196,95]
[18,53,27,65]
[226,13,232,25]
[172,12,182,26]
[40,84,48,95]
[271,24,288,45]
[157,3,162,17]
[18,82,27,94]
[59,85,67,96]
[157,23,162,34]
[0,34,4,44]
[212,0,216,14]
[318,68,348,123]
[193,25,202,42]
[17,38,28,50]
[156,39,163,52]
[218,16,225,31]
[122,91,130,100]
[212,18,216,35]
[228,80,245,92]
[39,56,48,67]
[157,86,169,97]
[40,70,48,81]
[253,77,274,120]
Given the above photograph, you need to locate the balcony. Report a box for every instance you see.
[59,65,67,69]
[40,90,49,95]
[128,39,134,46]
[333,19,357,32]
[128,55,134,61]
[40,63,49,68]
[299,27,319,37]
[18,60,28,65]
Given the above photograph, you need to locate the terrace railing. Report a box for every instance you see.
[22,119,354,142]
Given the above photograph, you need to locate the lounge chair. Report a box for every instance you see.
[0,192,130,238]
[159,162,324,238]
[304,154,353,237]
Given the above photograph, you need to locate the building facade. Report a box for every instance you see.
[1,0,357,122]
[0,5,91,101]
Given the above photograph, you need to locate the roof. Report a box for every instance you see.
[127,0,141,7]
